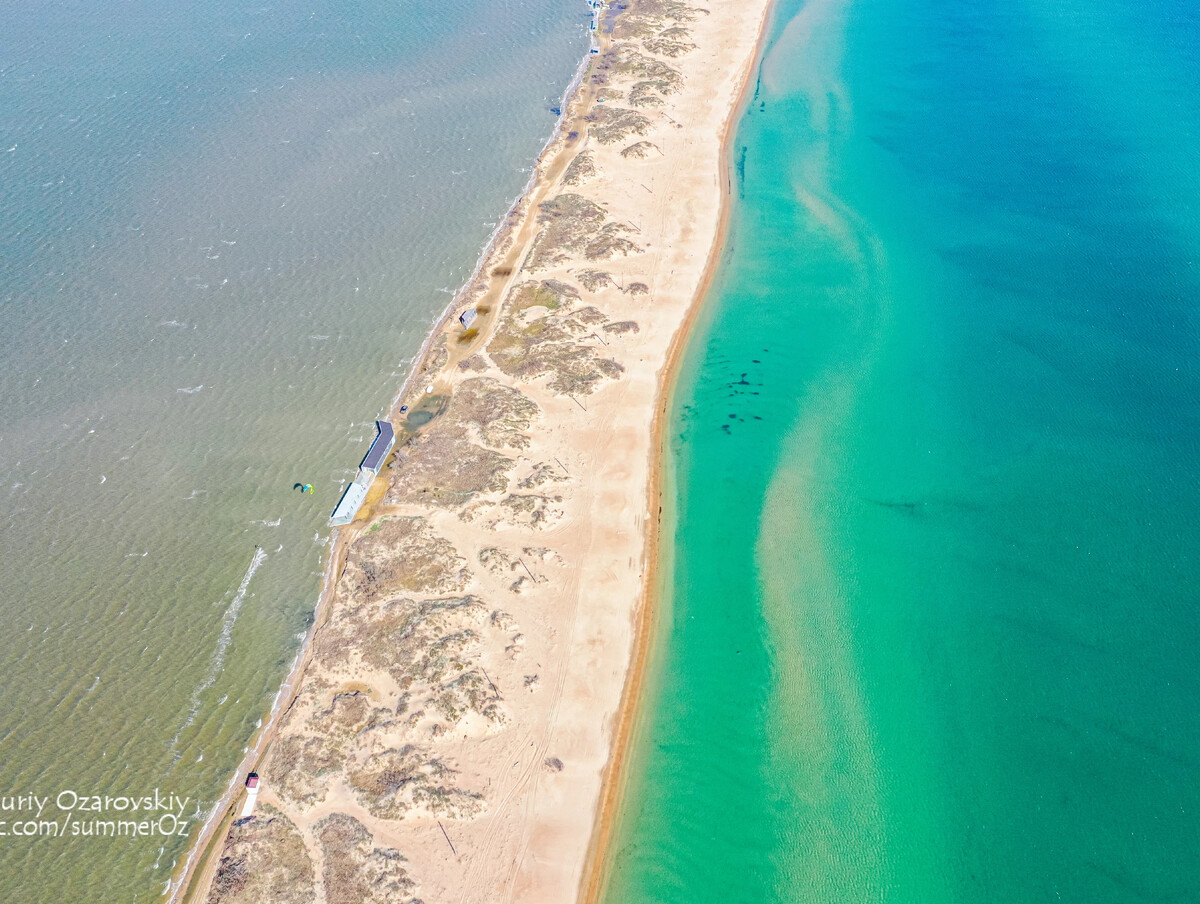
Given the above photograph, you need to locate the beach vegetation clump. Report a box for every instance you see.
[412,628,479,685]
[499,493,564,529]
[461,492,567,530]
[267,735,344,807]
[488,284,627,395]
[562,151,596,186]
[518,462,568,489]
[644,33,696,57]
[526,194,605,269]
[208,805,315,904]
[551,354,624,394]
[572,305,609,326]
[387,431,514,508]
[526,195,640,269]
[604,320,641,335]
[349,746,484,820]
[307,692,374,740]
[410,781,486,819]
[316,813,417,904]
[626,281,650,295]
[432,668,496,722]
[613,47,683,90]
[523,545,562,564]
[343,516,470,597]
[510,278,578,313]
[629,81,667,107]
[620,140,659,159]
[479,546,518,575]
[613,0,699,40]
[576,269,614,291]
[587,224,641,260]
[346,745,430,819]
[446,377,540,450]
[456,328,479,344]
[588,105,653,144]
[318,594,486,695]
[643,26,696,57]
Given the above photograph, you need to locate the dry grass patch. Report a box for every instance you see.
[316,813,418,904]
[614,47,683,88]
[644,26,696,56]
[266,734,343,807]
[613,0,699,39]
[479,546,518,576]
[349,746,484,820]
[629,82,667,107]
[488,282,626,395]
[526,194,640,270]
[588,105,653,144]
[576,269,614,291]
[464,493,563,530]
[207,805,314,904]
[518,462,568,489]
[562,151,596,186]
[342,516,469,599]
[603,320,641,335]
[388,432,513,507]
[621,140,659,159]
[445,377,540,450]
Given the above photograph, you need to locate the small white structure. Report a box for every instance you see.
[459,307,478,329]
[239,773,260,819]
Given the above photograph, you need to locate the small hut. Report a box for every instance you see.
[239,773,260,819]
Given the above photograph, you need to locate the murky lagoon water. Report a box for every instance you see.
[0,1,588,899]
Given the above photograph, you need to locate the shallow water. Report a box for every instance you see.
[0,1,588,899]
[605,0,1200,900]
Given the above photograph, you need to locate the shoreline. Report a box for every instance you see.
[174,1,776,901]
[577,3,773,896]
[166,28,602,904]
[383,29,600,421]
[169,532,352,904]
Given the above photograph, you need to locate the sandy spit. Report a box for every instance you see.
[170,0,775,902]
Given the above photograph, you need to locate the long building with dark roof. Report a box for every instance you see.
[330,420,396,526]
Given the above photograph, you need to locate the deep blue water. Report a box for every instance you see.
[604,0,1200,900]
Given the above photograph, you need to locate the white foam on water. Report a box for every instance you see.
[168,545,266,756]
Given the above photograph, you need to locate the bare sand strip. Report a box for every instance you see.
[172,1,772,902]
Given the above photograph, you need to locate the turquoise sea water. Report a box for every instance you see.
[604,0,1199,900]
[0,2,587,901]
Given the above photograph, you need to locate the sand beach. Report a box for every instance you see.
[174,0,772,900]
